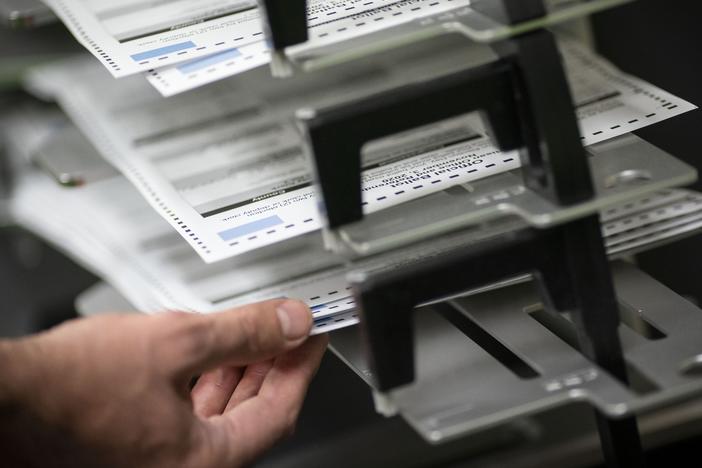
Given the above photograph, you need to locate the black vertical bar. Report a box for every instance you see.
[303,62,521,229]
[562,217,627,377]
[471,0,546,24]
[494,30,595,205]
[355,230,540,391]
[561,216,645,467]
[358,285,416,388]
[596,416,646,467]
[257,0,309,50]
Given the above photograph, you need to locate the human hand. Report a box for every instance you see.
[0,299,327,468]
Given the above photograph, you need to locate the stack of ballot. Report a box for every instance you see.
[6,0,700,333]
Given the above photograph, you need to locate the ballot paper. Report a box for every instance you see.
[26,41,697,263]
[145,0,473,96]
[7,110,702,334]
[44,0,472,79]
[43,0,262,77]
[5,115,353,332]
[10,170,357,334]
[10,132,702,334]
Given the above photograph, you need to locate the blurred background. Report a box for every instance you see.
[1,1,702,466]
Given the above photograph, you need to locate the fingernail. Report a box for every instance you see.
[276,300,312,340]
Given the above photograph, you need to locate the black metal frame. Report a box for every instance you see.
[258,0,645,466]
[303,61,523,228]
[354,217,644,466]
[257,0,308,50]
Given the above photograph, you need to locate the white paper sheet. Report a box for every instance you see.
[146,0,472,96]
[12,160,702,335]
[8,130,355,333]
[8,110,702,335]
[26,42,697,263]
[43,0,261,77]
[44,0,471,79]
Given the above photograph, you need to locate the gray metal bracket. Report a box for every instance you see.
[330,262,702,443]
[286,0,635,73]
[333,134,697,258]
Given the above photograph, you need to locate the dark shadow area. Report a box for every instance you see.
[0,227,97,337]
[593,0,702,307]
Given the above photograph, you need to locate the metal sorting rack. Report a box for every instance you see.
[256,0,701,465]
[347,187,702,309]
[330,262,702,443]
[286,0,635,72]
[335,134,696,257]
[7,3,702,465]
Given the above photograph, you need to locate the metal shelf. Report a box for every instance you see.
[333,134,697,258]
[289,0,635,72]
[331,262,702,444]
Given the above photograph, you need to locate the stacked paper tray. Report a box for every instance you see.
[23,39,697,264]
[39,0,634,96]
[11,7,698,333]
[5,110,702,335]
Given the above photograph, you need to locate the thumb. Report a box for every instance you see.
[168,299,313,377]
